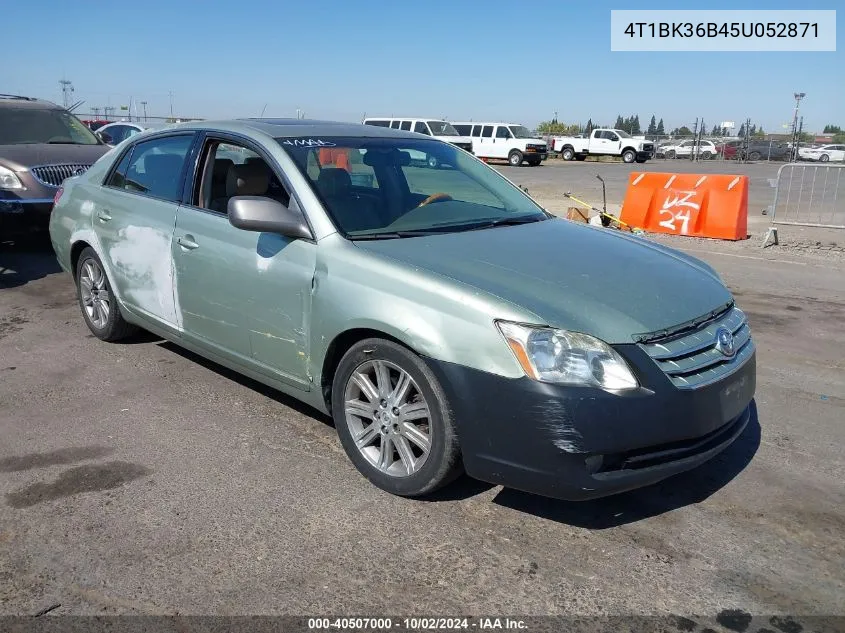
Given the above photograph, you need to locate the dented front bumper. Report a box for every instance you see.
[424,345,756,501]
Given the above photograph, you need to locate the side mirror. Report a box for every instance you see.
[228,196,311,240]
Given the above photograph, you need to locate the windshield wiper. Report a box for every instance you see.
[455,215,546,231]
[349,229,440,240]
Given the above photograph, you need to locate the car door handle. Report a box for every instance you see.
[177,235,199,250]
[96,210,112,222]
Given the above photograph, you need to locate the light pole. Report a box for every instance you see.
[169,91,174,120]
[791,92,805,161]
[140,101,148,121]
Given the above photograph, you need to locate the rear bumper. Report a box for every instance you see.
[424,345,756,501]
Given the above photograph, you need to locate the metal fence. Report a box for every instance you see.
[768,163,845,229]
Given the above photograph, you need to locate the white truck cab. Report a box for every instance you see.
[552,129,654,163]
[451,122,548,166]
[362,118,473,167]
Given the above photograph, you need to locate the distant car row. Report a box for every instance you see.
[363,118,549,166]
[654,139,844,162]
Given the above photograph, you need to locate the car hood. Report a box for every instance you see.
[0,144,110,170]
[355,219,732,344]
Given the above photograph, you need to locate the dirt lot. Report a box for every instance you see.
[1,212,843,623]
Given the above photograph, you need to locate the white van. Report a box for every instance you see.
[451,122,548,166]
[362,118,473,167]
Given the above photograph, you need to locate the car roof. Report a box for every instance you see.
[171,118,422,140]
[450,121,523,126]
[0,94,63,110]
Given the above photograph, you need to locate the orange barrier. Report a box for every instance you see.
[619,172,749,240]
[318,147,350,171]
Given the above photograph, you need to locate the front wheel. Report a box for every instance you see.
[508,150,523,166]
[75,247,137,342]
[820,154,830,163]
[622,149,636,163]
[701,151,712,160]
[665,150,676,159]
[332,338,463,497]
[748,151,761,161]
[561,147,574,161]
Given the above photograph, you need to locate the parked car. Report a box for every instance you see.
[96,121,168,146]
[551,128,654,163]
[49,119,756,501]
[656,139,719,159]
[451,121,548,166]
[362,118,473,168]
[798,144,845,162]
[1,94,110,236]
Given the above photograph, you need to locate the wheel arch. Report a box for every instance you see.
[320,327,416,413]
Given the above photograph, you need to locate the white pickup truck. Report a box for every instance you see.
[551,129,654,163]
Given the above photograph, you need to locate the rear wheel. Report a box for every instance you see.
[561,147,575,161]
[508,150,523,166]
[332,338,463,497]
[75,247,137,342]
[665,150,676,159]
[701,151,712,159]
[622,149,636,163]
[820,154,830,163]
[748,151,761,161]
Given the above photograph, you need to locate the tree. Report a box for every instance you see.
[585,118,594,134]
[536,120,580,135]
[749,124,757,135]
[753,126,765,138]
[711,124,720,135]
[614,115,624,129]
[699,121,706,138]
[631,114,641,135]
[834,133,845,144]
[670,126,693,136]
[647,115,657,135]
[823,124,842,134]
[738,123,746,137]
[656,118,665,134]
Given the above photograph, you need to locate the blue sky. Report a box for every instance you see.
[5,1,842,132]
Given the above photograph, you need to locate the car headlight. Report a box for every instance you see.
[0,165,25,190]
[497,321,638,390]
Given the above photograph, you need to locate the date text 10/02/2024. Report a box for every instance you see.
[307,617,528,630]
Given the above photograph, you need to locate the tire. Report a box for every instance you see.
[561,147,575,161]
[427,155,439,169]
[622,149,636,163]
[508,150,523,166]
[748,151,761,161]
[665,150,676,159]
[820,154,830,163]
[701,151,712,160]
[75,247,137,342]
[331,338,463,497]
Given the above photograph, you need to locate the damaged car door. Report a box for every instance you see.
[171,135,316,389]
[95,132,196,333]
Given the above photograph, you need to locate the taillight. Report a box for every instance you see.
[53,186,64,206]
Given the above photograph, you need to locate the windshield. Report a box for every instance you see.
[508,125,535,139]
[0,108,101,145]
[427,121,459,136]
[615,129,632,138]
[280,137,547,238]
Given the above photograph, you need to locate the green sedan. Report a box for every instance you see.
[49,119,756,500]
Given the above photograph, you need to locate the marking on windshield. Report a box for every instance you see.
[281,139,337,148]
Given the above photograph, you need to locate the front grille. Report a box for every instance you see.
[30,163,91,188]
[639,306,754,389]
[526,144,547,151]
[642,143,654,151]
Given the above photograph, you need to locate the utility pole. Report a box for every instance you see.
[91,106,100,119]
[59,78,74,108]
[790,92,805,161]
[691,117,699,161]
[140,101,148,121]
[168,91,174,120]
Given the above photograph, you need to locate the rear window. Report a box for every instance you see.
[453,124,471,136]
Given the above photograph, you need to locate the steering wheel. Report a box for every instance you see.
[416,192,453,208]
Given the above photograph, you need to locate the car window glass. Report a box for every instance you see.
[471,125,481,136]
[390,121,400,129]
[199,141,290,213]
[454,124,471,136]
[105,147,134,189]
[414,122,429,135]
[481,126,493,138]
[122,134,193,202]
[608,133,619,141]
[495,127,510,139]
[366,120,389,127]
[400,121,412,131]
